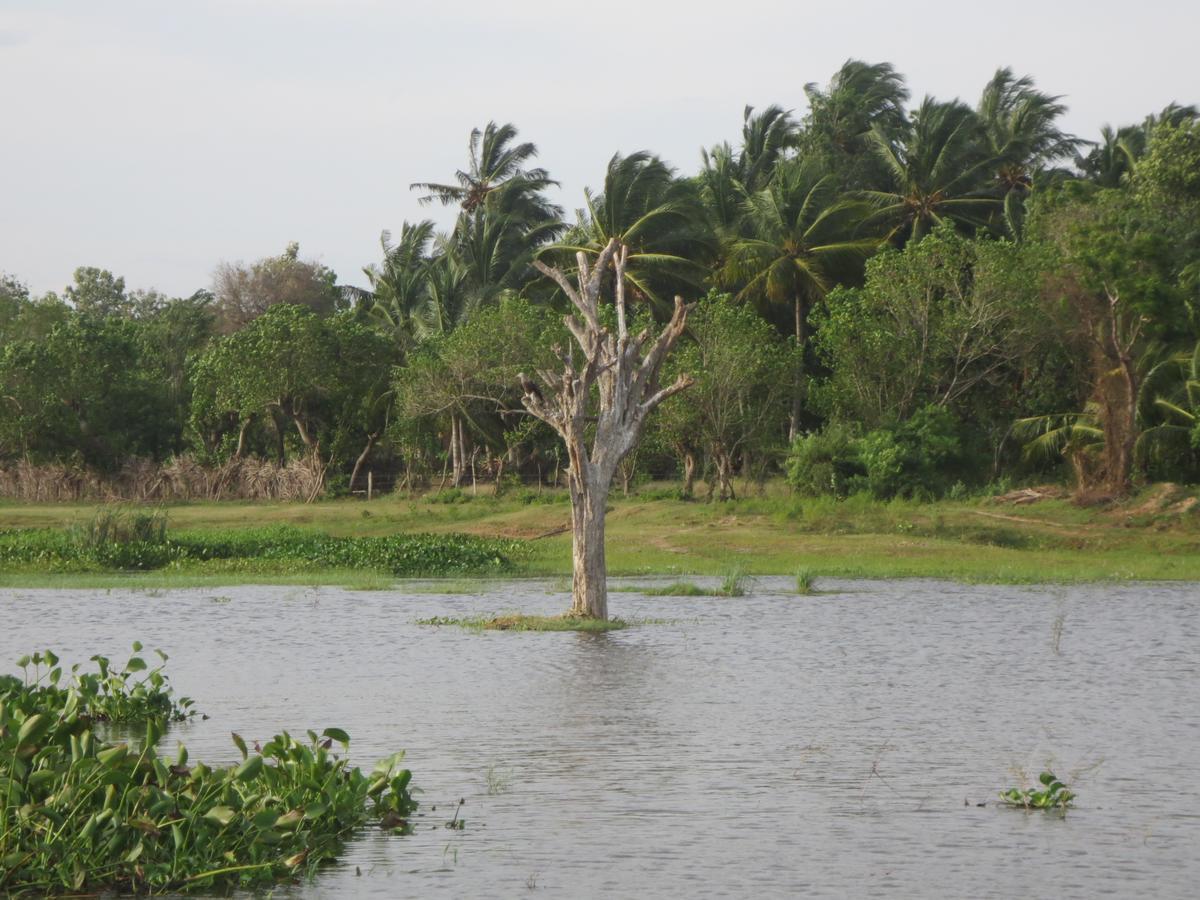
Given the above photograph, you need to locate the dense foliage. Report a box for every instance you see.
[0,649,417,894]
[3,62,1198,498]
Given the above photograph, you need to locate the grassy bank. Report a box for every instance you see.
[1,481,1197,586]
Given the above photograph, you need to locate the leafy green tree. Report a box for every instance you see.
[64,267,129,318]
[659,293,791,499]
[813,224,1051,442]
[976,68,1084,235]
[1077,104,1198,187]
[362,221,437,348]
[1134,340,1200,480]
[394,297,563,486]
[0,315,173,467]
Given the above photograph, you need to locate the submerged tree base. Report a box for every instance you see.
[418,614,632,632]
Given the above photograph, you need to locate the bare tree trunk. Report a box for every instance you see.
[234,416,252,459]
[788,295,807,444]
[682,450,697,498]
[1098,288,1143,495]
[349,432,378,494]
[568,467,610,619]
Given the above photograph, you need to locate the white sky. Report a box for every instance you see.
[2,0,1197,297]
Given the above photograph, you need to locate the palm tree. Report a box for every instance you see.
[724,158,879,438]
[738,104,799,192]
[1013,408,1105,488]
[698,105,799,239]
[556,151,714,314]
[1077,104,1199,186]
[802,59,910,189]
[977,68,1084,235]
[1135,340,1200,478]
[863,97,998,244]
[362,220,436,348]
[410,121,558,213]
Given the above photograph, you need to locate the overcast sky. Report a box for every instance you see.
[2,0,1197,297]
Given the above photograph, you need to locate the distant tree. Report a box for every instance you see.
[211,242,343,334]
[558,151,713,314]
[813,223,1049,434]
[802,59,910,190]
[660,293,791,499]
[976,68,1084,235]
[64,267,129,317]
[0,315,173,467]
[410,121,558,216]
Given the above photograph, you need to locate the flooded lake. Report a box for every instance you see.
[2,578,1198,897]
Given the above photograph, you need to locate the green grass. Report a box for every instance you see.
[1,481,1199,586]
[417,614,631,632]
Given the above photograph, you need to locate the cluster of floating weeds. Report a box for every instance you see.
[999,771,1075,810]
[0,648,418,895]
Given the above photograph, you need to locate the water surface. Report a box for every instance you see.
[2,578,1198,897]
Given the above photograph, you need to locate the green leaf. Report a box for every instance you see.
[322,727,351,747]
[204,805,236,827]
[231,732,248,760]
[235,756,264,782]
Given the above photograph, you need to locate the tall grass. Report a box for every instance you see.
[717,565,748,597]
[795,568,816,595]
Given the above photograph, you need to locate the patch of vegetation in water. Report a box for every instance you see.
[418,614,632,632]
[794,567,817,594]
[999,771,1076,811]
[0,514,523,577]
[614,581,710,596]
[0,649,418,895]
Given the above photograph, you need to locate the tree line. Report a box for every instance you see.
[2,60,1198,500]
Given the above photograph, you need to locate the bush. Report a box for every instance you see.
[787,405,965,500]
[786,424,863,498]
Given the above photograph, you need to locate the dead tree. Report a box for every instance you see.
[519,239,693,619]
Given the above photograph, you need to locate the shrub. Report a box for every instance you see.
[787,405,965,500]
[786,424,863,498]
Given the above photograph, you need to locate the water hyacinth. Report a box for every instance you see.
[0,650,417,894]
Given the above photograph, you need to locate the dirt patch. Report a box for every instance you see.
[989,486,1067,505]
[1126,483,1185,516]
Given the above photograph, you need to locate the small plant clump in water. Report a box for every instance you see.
[0,650,418,895]
[999,772,1075,810]
[718,565,748,597]
[795,568,816,595]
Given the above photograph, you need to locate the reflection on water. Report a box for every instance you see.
[2,577,1199,897]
